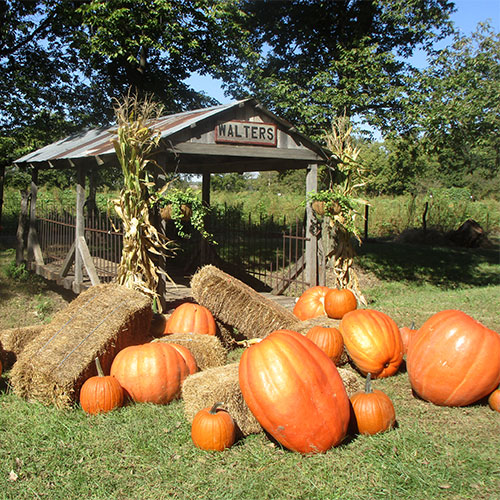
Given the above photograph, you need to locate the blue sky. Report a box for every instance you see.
[186,0,500,104]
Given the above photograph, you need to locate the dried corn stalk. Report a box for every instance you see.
[112,91,176,311]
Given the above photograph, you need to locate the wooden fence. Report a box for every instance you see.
[35,207,312,296]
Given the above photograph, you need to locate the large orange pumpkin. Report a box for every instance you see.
[340,309,403,378]
[407,310,500,407]
[110,343,189,404]
[164,302,216,336]
[168,343,198,375]
[305,325,344,365]
[324,288,357,319]
[239,329,350,454]
[293,286,330,321]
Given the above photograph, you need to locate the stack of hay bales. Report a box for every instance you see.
[10,283,153,408]
[190,265,301,342]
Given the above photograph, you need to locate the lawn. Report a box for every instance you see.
[0,238,499,500]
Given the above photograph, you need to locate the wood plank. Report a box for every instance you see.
[77,235,101,285]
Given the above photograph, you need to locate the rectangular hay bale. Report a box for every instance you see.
[10,284,153,408]
[0,325,45,369]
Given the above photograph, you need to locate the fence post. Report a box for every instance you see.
[364,204,369,240]
[305,163,318,287]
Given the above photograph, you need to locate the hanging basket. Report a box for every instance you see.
[159,204,192,221]
[311,200,341,217]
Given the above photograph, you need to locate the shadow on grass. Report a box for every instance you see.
[357,240,500,288]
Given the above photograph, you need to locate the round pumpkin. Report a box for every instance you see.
[164,302,216,336]
[350,373,396,435]
[339,309,403,378]
[239,329,350,454]
[191,402,236,451]
[400,323,418,355]
[168,343,198,375]
[110,343,189,404]
[407,310,500,407]
[324,288,357,319]
[488,386,500,413]
[293,286,330,321]
[80,358,124,415]
[305,325,344,365]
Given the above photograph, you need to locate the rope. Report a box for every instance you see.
[55,301,127,370]
[35,291,103,355]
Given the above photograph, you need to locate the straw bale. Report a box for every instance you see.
[10,284,153,408]
[154,332,227,370]
[337,366,364,397]
[0,325,45,369]
[190,265,300,340]
[182,362,262,436]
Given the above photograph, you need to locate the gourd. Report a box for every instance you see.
[191,402,236,451]
[164,302,216,336]
[324,288,357,319]
[110,343,189,404]
[239,329,350,454]
[293,286,330,321]
[305,325,344,365]
[340,309,403,378]
[80,357,124,415]
[350,373,396,435]
[407,309,500,406]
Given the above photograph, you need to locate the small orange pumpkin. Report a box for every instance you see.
[305,325,344,365]
[110,342,189,404]
[293,286,330,321]
[80,358,124,415]
[191,402,237,451]
[164,302,216,336]
[340,309,403,378]
[324,288,357,319]
[488,385,500,413]
[400,322,417,355]
[350,373,396,435]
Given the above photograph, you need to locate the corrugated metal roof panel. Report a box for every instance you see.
[15,101,242,164]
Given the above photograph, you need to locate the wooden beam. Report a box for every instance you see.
[305,163,318,287]
[59,241,76,278]
[78,235,100,286]
[74,166,85,285]
[27,166,44,265]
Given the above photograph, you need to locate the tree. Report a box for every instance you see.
[224,0,455,137]
[403,23,500,197]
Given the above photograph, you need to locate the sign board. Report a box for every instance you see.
[215,121,277,146]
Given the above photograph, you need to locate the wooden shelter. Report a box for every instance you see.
[13,98,332,295]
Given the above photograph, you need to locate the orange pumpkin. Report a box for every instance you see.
[239,329,350,454]
[350,373,396,435]
[340,309,403,378]
[80,358,124,415]
[110,343,189,404]
[191,402,236,451]
[400,323,418,355]
[488,386,500,413]
[407,310,500,407]
[293,286,330,321]
[164,302,216,336]
[305,325,344,365]
[324,288,357,319]
[168,343,198,375]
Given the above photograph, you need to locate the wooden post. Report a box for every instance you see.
[305,163,318,287]
[16,190,29,265]
[364,204,369,241]
[0,165,5,228]
[27,166,44,266]
[74,165,85,291]
[200,171,211,265]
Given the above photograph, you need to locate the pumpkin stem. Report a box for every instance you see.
[365,373,373,393]
[95,357,105,377]
[209,402,224,414]
[410,321,416,329]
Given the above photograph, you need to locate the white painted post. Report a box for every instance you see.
[305,163,318,287]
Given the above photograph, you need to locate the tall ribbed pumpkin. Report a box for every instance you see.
[110,343,189,404]
[164,302,216,336]
[239,329,350,454]
[407,310,500,407]
[340,309,403,378]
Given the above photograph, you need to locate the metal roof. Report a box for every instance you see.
[14,98,330,169]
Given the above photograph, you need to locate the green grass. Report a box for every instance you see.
[0,240,499,500]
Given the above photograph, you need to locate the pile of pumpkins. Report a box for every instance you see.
[79,285,500,455]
